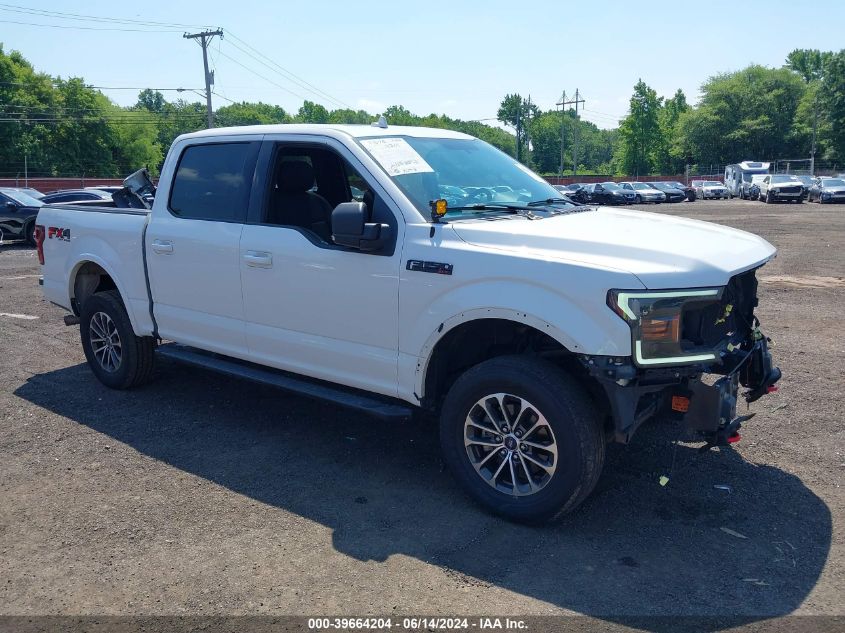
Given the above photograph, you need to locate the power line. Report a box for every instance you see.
[215,48,310,102]
[0,3,211,29]
[0,17,181,32]
[224,31,352,109]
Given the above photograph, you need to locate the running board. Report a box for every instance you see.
[156,343,413,421]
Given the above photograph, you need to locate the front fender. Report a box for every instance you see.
[399,278,635,401]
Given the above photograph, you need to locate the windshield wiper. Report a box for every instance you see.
[444,203,542,219]
[526,197,573,206]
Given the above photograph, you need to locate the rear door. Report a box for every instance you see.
[146,137,261,359]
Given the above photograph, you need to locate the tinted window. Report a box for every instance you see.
[169,142,259,221]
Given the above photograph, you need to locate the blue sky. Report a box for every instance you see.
[2,0,845,129]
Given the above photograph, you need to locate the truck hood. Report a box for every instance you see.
[449,206,776,288]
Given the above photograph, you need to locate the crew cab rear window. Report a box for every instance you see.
[168,142,259,222]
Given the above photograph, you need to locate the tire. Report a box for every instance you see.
[80,289,155,389]
[765,191,773,204]
[24,221,36,246]
[635,194,642,204]
[439,355,605,524]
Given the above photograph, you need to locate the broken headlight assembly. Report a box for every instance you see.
[607,288,723,367]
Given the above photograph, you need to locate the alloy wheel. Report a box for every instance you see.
[89,311,122,373]
[464,393,558,496]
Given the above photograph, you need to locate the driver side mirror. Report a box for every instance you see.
[331,201,391,252]
[5,201,16,209]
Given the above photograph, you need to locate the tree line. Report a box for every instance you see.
[1,43,842,179]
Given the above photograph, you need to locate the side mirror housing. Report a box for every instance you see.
[331,201,391,252]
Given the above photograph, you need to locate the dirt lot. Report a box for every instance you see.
[0,199,843,626]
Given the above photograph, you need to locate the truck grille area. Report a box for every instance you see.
[681,269,758,350]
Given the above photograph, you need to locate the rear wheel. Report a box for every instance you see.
[80,290,155,389]
[439,356,605,523]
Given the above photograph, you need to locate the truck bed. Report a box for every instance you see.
[37,202,155,337]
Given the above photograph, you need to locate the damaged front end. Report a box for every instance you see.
[584,268,781,446]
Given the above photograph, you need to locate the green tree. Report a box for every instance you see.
[818,49,845,161]
[215,101,291,126]
[296,100,329,123]
[497,94,537,162]
[653,89,689,174]
[786,49,832,83]
[675,66,806,166]
[614,79,663,176]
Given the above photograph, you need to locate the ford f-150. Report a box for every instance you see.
[35,123,781,522]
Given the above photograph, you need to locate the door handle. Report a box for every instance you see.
[243,251,273,268]
[151,239,173,254]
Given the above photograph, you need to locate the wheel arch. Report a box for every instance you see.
[416,311,585,410]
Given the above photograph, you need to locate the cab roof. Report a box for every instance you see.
[177,123,475,142]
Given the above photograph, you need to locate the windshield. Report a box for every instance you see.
[703,181,722,186]
[1,189,43,206]
[822,178,845,186]
[632,183,654,190]
[601,182,622,191]
[771,175,799,183]
[357,136,570,215]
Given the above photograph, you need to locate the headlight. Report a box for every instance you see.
[607,289,722,366]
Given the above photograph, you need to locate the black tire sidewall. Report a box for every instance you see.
[24,221,35,246]
[440,357,600,523]
[80,291,140,389]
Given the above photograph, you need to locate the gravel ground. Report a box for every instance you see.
[0,199,842,626]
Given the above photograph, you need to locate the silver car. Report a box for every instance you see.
[619,182,666,203]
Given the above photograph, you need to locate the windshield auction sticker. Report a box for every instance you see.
[360,138,435,176]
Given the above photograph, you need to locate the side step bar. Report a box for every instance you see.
[156,343,413,421]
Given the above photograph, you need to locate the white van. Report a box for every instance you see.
[725,162,771,198]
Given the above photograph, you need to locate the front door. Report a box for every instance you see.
[147,139,261,358]
[239,139,403,397]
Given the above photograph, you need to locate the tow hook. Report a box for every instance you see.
[699,413,755,453]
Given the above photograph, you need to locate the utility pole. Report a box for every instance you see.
[183,29,223,128]
[810,97,819,176]
[557,91,566,178]
[525,94,532,158]
[558,89,585,176]
[24,152,28,187]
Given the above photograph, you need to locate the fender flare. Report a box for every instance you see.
[413,307,579,399]
[67,255,140,331]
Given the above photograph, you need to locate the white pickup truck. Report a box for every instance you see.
[35,123,781,522]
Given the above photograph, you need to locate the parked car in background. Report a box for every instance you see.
[807,177,845,203]
[85,185,124,194]
[0,187,43,244]
[5,187,45,199]
[663,181,696,201]
[696,181,729,199]
[552,184,589,204]
[795,175,815,200]
[581,182,637,205]
[40,189,114,205]
[724,161,770,198]
[619,182,666,203]
[757,175,803,204]
[555,183,590,204]
[648,182,687,203]
[438,184,469,206]
[741,175,769,200]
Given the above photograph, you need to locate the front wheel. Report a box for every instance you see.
[24,221,36,246]
[635,194,642,204]
[80,290,156,389]
[439,356,605,524]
